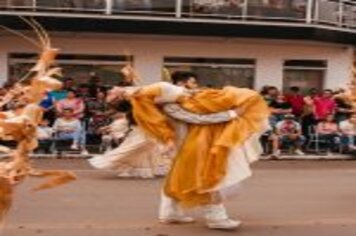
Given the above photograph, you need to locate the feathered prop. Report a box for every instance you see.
[120,54,141,84]
[350,67,356,124]
[0,18,76,221]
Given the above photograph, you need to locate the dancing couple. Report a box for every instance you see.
[90,70,270,230]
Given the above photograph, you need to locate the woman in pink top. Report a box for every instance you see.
[55,89,85,119]
[316,114,340,154]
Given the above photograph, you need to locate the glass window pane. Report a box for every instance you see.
[164,56,255,88]
[112,0,176,14]
[283,69,325,94]
[36,0,106,10]
[8,53,129,87]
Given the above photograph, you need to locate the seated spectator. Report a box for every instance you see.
[285,86,305,117]
[53,108,87,154]
[100,112,127,151]
[86,111,112,145]
[272,114,305,157]
[55,89,85,119]
[36,119,54,154]
[269,94,292,126]
[339,116,356,153]
[313,89,336,121]
[315,114,340,154]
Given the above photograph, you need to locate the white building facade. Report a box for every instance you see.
[0,0,355,92]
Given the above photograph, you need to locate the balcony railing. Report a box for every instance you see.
[0,0,355,30]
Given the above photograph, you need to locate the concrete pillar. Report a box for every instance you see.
[324,47,353,89]
[0,51,8,86]
[134,52,162,85]
[255,57,283,91]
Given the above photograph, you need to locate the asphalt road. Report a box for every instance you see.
[2,160,356,236]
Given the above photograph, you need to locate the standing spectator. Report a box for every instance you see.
[301,88,318,139]
[264,86,279,105]
[63,77,75,90]
[260,85,270,97]
[55,89,85,119]
[313,89,336,121]
[50,77,75,101]
[272,114,305,157]
[77,84,91,100]
[334,97,353,123]
[88,74,106,98]
[86,91,107,117]
[285,86,305,117]
[339,116,356,152]
[269,94,292,126]
[53,108,87,154]
[315,114,340,154]
[39,90,56,125]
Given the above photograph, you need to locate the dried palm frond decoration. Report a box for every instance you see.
[0,18,76,222]
[350,66,356,124]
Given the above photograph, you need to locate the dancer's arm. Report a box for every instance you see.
[162,103,238,124]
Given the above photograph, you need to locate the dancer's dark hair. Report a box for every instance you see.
[171,71,197,85]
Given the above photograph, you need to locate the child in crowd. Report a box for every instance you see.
[36,119,54,154]
[339,116,356,153]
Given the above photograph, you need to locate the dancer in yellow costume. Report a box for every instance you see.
[107,71,270,230]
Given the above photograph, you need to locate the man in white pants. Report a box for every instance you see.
[158,72,246,230]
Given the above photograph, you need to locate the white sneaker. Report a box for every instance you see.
[271,149,281,158]
[207,218,241,230]
[159,215,195,224]
[117,172,132,178]
[294,149,305,155]
[81,149,89,155]
[326,151,333,156]
[70,143,79,150]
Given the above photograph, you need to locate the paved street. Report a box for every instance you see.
[2,160,356,236]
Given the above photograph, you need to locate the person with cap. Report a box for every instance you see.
[273,113,305,157]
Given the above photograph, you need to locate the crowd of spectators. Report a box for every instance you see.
[20,75,116,155]
[261,85,355,157]
[0,73,354,158]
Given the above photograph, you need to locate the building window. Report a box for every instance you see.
[112,0,176,14]
[8,53,131,87]
[283,60,327,93]
[163,57,255,88]
[36,0,106,11]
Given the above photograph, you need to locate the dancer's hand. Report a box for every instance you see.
[234,107,245,116]
[164,140,176,156]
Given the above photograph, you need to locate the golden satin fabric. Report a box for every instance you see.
[130,85,176,143]
[131,86,269,207]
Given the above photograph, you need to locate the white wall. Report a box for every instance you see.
[0,34,353,90]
